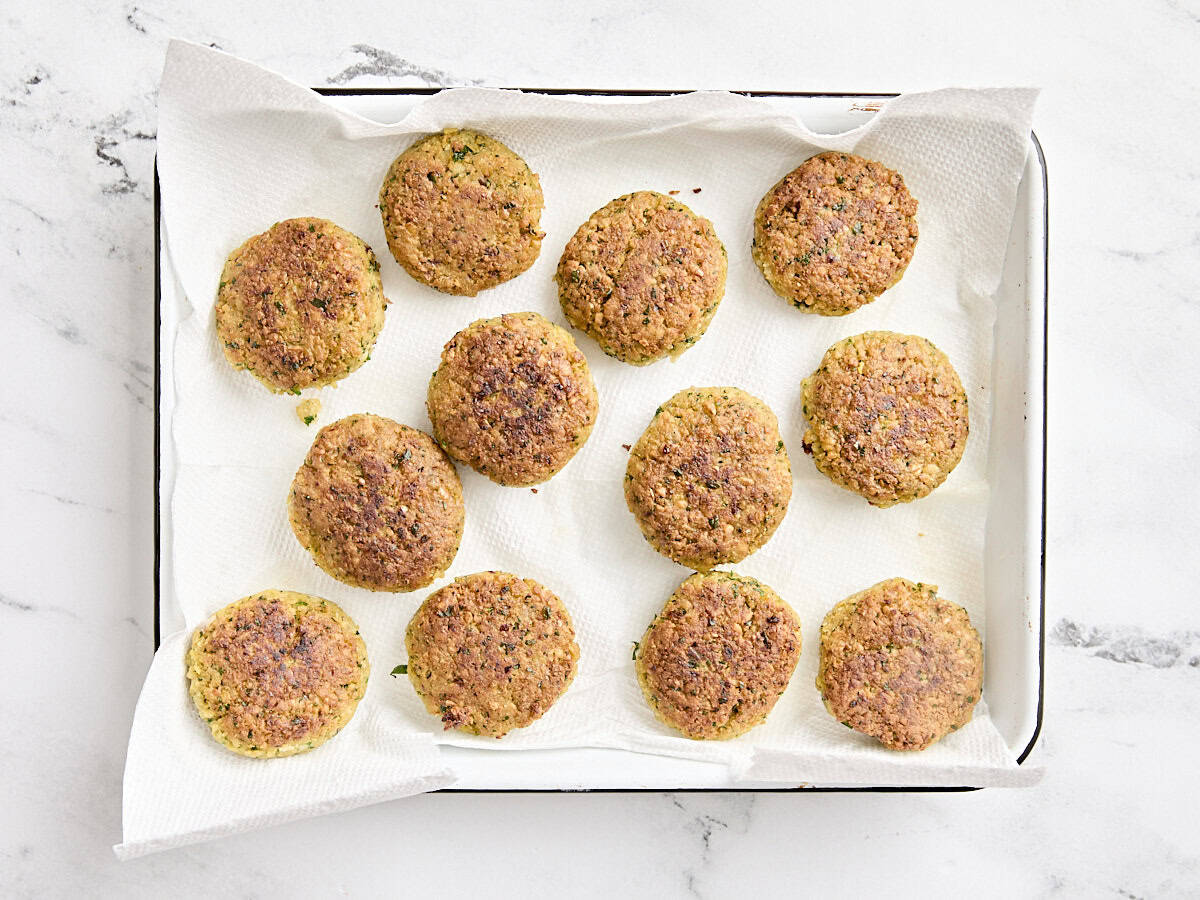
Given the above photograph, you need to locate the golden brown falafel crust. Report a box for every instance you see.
[288,414,464,592]
[753,152,918,316]
[556,191,727,364]
[405,571,579,737]
[186,590,369,758]
[800,331,968,507]
[625,387,792,570]
[215,217,388,393]
[816,578,983,751]
[636,571,802,740]
[378,128,544,296]
[426,312,598,486]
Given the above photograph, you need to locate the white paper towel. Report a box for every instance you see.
[121,39,1041,856]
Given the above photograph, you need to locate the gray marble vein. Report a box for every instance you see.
[1052,619,1200,669]
[327,44,479,86]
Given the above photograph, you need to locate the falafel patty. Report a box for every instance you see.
[625,387,792,570]
[427,312,598,486]
[816,577,983,751]
[186,590,369,758]
[636,571,802,740]
[215,217,388,393]
[800,331,968,507]
[556,191,727,364]
[404,571,579,737]
[288,413,464,592]
[752,152,918,316]
[378,128,544,296]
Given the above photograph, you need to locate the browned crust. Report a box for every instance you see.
[288,414,464,592]
[624,387,792,570]
[752,152,918,316]
[215,217,388,393]
[555,191,727,364]
[378,128,544,296]
[426,312,598,486]
[404,571,579,737]
[816,578,983,751]
[635,571,802,740]
[800,331,968,507]
[186,590,369,758]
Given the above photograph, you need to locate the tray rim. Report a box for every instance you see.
[152,87,1047,793]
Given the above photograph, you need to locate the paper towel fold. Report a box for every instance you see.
[121,38,1039,855]
[116,631,455,861]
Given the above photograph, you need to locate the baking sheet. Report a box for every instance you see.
[125,40,1046,858]
[155,98,1047,792]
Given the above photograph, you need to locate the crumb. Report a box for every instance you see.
[296,397,321,426]
[621,443,631,451]
[918,532,926,537]
[692,187,702,193]
[530,488,538,494]
[668,189,680,195]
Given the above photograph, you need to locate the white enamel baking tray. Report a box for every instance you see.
[154,89,1046,791]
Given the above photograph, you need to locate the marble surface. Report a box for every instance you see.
[1,1,1196,895]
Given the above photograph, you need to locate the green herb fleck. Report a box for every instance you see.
[390,664,408,676]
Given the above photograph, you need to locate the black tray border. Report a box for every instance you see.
[153,88,1047,794]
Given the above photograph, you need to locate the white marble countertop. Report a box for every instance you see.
[2,1,1197,895]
